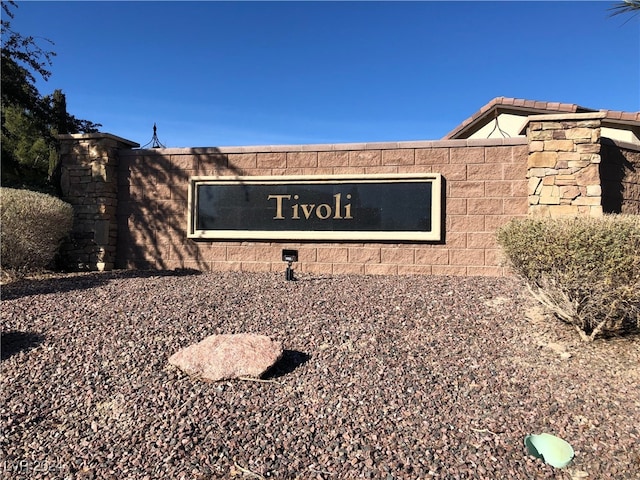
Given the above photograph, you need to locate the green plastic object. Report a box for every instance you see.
[524,433,574,468]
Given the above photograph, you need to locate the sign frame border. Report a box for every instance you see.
[187,173,442,241]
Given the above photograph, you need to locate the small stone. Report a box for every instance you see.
[577,470,593,479]
[168,334,283,382]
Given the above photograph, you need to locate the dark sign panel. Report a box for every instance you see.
[188,174,441,241]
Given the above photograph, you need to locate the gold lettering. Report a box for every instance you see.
[267,194,290,219]
[268,192,353,220]
[333,193,342,219]
[292,195,300,219]
[301,204,316,219]
[316,204,331,219]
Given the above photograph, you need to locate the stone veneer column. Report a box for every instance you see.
[527,112,606,218]
[58,133,139,271]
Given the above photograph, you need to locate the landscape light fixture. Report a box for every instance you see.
[282,249,298,281]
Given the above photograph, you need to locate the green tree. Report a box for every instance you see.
[1,2,53,114]
[1,1,100,191]
[2,105,53,183]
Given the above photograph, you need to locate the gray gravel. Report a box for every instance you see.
[1,271,639,479]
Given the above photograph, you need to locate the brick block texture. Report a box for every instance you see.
[114,139,529,276]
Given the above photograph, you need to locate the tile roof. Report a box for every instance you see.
[444,97,640,139]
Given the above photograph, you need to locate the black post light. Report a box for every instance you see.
[282,249,298,281]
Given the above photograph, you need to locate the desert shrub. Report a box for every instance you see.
[497,215,640,341]
[0,187,73,273]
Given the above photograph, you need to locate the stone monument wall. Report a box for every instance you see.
[57,112,638,276]
[113,138,528,276]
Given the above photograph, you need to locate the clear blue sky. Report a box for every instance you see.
[6,1,639,148]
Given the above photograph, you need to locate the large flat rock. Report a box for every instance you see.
[168,334,283,382]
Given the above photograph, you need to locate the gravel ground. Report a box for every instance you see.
[1,270,639,480]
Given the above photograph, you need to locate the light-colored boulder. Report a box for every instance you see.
[169,334,283,382]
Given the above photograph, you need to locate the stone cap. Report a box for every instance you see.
[120,137,527,156]
[525,111,608,123]
[57,132,140,148]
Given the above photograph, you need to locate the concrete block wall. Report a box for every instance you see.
[115,138,529,276]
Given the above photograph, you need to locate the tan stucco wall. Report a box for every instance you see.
[467,113,528,140]
[601,126,640,146]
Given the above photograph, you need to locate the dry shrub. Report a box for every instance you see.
[497,215,640,341]
[0,187,73,273]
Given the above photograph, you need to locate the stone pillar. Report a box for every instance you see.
[526,112,606,218]
[58,133,139,271]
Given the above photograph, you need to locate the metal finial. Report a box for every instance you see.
[141,123,166,149]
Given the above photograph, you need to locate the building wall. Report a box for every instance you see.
[601,127,640,146]
[115,138,529,276]
[467,113,528,140]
